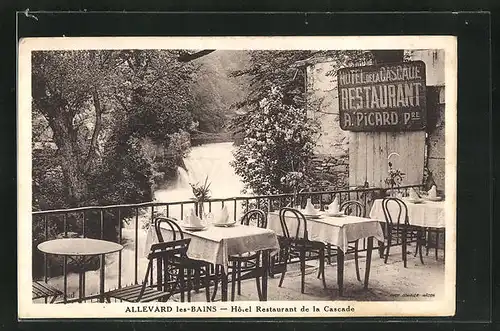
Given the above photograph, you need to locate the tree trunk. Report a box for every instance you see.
[48,114,89,207]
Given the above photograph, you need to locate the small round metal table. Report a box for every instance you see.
[38,238,123,303]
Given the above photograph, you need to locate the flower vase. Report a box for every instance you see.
[197,201,204,220]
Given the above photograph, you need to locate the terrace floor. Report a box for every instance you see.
[183,245,445,302]
[38,228,445,303]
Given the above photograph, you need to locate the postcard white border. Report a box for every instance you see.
[18,36,457,319]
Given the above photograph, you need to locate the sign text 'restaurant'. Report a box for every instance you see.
[337,61,426,131]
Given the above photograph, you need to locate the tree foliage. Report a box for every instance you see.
[231,87,318,195]
[229,50,373,194]
[32,49,199,209]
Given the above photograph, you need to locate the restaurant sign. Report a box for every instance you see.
[338,61,427,131]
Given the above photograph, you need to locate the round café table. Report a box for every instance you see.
[38,238,123,303]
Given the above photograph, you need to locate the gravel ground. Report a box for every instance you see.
[185,244,445,302]
[39,228,445,303]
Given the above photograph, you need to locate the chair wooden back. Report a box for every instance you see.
[381,197,409,227]
[154,217,184,243]
[278,207,308,241]
[341,200,365,217]
[138,238,191,302]
[240,209,267,228]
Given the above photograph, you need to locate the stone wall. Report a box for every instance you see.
[305,61,350,189]
[305,154,349,191]
[408,50,446,193]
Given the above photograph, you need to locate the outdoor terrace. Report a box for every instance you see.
[32,185,445,304]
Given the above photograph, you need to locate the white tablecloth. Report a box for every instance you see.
[369,198,445,228]
[145,223,280,271]
[267,212,385,252]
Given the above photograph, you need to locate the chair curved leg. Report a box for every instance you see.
[402,229,408,268]
[278,249,289,288]
[211,266,220,302]
[319,248,328,290]
[300,249,306,294]
[419,230,425,264]
[179,267,185,303]
[186,269,192,302]
[269,256,275,278]
[194,267,200,293]
[255,255,262,300]
[231,262,237,302]
[237,261,242,296]
[384,235,392,264]
[425,228,430,256]
[414,238,419,257]
[354,240,361,282]
[204,266,211,302]
[278,269,286,288]
[435,229,439,260]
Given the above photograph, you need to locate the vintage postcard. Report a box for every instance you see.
[18,36,457,318]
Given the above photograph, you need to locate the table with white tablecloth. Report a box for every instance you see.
[267,212,385,296]
[369,198,445,228]
[369,198,446,260]
[145,222,280,301]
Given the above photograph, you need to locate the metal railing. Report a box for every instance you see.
[31,184,422,303]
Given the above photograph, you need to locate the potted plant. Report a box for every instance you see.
[189,176,211,219]
[384,153,405,197]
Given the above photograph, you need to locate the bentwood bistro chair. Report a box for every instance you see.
[381,197,425,268]
[278,207,328,294]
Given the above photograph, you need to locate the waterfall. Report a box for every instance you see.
[154,142,247,202]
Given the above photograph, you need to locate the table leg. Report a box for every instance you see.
[261,250,269,301]
[221,268,228,302]
[78,272,83,303]
[364,237,374,289]
[337,247,344,297]
[63,256,68,303]
[99,254,105,303]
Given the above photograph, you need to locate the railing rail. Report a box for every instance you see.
[31,184,423,303]
[32,184,420,215]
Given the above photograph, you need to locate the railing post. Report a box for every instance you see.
[233,198,237,222]
[134,208,139,285]
[118,208,122,289]
[99,254,105,302]
[43,215,48,283]
[63,214,67,237]
[63,255,67,303]
[82,211,86,238]
[100,210,104,240]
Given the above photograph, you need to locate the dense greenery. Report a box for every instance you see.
[32,50,206,277]
[231,87,318,195]
[230,50,372,195]
[32,50,219,210]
